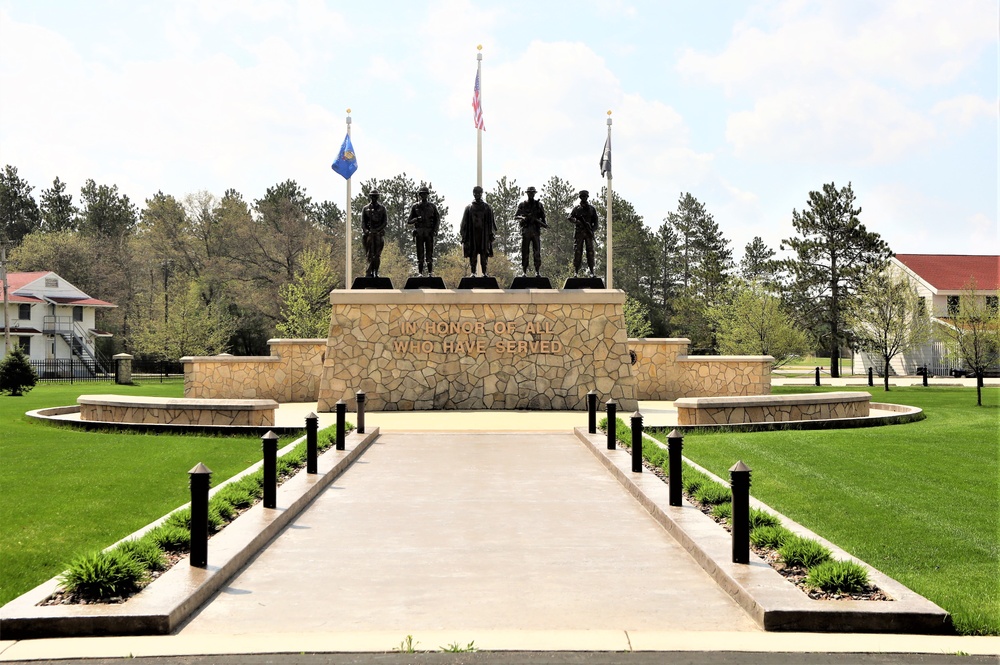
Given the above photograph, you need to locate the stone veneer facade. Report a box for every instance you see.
[675,392,870,426]
[630,338,772,400]
[316,289,638,412]
[183,340,326,402]
[78,395,277,427]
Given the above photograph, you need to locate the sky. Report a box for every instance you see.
[1,0,997,260]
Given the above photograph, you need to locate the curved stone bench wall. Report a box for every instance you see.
[78,395,278,427]
[675,392,870,426]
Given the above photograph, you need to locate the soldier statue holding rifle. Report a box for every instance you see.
[570,189,599,278]
[407,185,441,276]
[515,186,547,277]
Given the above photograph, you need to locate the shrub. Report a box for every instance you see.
[710,502,732,521]
[0,346,37,396]
[779,535,832,568]
[147,524,190,552]
[114,538,167,571]
[694,481,731,505]
[750,525,794,550]
[805,560,870,593]
[681,470,709,495]
[749,507,781,531]
[213,483,256,509]
[164,506,223,533]
[210,496,236,522]
[59,549,146,600]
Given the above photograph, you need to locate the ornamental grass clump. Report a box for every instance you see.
[710,502,732,521]
[146,523,190,552]
[804,560,870,593]
[114,537,167,572]
[694,481,731,505]
[59,549,147,600]
[751,525,794,550]
[778,535,832,568]
[749,507,781,531]
[681,469,711,495]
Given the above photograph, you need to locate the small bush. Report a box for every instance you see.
[750,525,794,550]
[210,496,236,522]
[644,445,667,469]
[59,549,146,600]
[779,535,832,568]
[0,346,38,396]
[681,470,709,495]
[147,524,190,552]
[749,507,781,531]
[694,481,731,505]
[710,502,732,521]
[114,538,167,571]
[213,483,256,509]
[805,560,870,593]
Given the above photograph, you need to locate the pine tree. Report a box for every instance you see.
[40,176,77,232]
[0,165,41,245]
[0,346,38,396]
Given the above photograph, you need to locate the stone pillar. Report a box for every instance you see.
[113,353,133,385]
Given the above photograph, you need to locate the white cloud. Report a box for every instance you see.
[931,95,997,130]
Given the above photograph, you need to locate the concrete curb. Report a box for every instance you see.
[0,428,380,639]
[574,427,952,633]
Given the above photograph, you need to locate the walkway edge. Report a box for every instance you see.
[0,429,381,640]
[574,427,951,633]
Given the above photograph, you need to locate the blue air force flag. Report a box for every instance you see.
[331,133,358,180]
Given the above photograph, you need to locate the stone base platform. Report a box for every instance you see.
[675,392,870,426]
[77,395,278,427]
[317,289,638,412]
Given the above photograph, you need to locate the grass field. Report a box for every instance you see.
[0,381,266,605]
[651,386,999,635]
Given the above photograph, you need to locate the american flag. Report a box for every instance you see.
[472,69,485,131]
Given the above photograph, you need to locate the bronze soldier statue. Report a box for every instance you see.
[361,189,387,278]
[570,189,599,278]
[460,185,496,277]
[407,185,441,276]
[515,185,547,277]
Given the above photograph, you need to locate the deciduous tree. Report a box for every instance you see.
[938,281,1000,406]
[276,249,336,339]
[709,280,811,367]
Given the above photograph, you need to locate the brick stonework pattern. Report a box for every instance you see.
[78,396,277,427]
[183,340,326,402]
[676,392,870,426]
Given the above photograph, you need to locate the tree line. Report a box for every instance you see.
[4,162,992,389]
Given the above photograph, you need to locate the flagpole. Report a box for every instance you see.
[605,112,613,289]
[345,109,353,287]
[476,46,483,188]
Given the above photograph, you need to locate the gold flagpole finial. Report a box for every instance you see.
[477,44,483,50]
[346,108,351,114]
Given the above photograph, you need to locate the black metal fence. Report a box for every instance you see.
[132,358,185,381]
[29,359,114,383]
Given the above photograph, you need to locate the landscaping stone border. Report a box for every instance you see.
[0,428,379,639]
[574,427,952,634]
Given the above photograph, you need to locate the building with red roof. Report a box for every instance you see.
[2,271,116,375]
[853,255,999,377]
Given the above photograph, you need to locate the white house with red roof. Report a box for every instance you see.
[1,271,116,375]
[853,254,1000,376]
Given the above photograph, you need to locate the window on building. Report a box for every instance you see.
[987,296,999,314]
[947,295,960,316]
[44,277,58,288]
[18,303,31,320]
[17,336,30,354]
[72,306,83,322]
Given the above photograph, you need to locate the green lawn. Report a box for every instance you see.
[652,386,999,635]
[0,381,265,605]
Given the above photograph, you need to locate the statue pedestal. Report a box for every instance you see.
[351,277,394,290]
[317,289,638,412]
[564,277,606,289]
[457,276,500,290]
[509,276,553,289]
[403,276,447,289]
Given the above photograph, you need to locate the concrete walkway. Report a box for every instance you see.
[177,431,758,634]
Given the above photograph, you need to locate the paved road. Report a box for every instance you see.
[177,432,757,634]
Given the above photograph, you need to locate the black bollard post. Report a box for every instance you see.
[262,431,278,509]
[188,462,212,568]
[923,368,929,387]
[606,400,617,450]
[730,460,752,564]
[868,366,873,387]
[587,390,598,434]
[815,367,821,386]
[305,412,318,474]
[667,429,683,507]
[356,391,366,434]
[631,411,643,473]
[336,400,346,451]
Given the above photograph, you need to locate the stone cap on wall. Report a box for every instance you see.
[181,356,282,363]
[628,338,692,344]
[677,355,775,363]
[266,339,327,345]
[675,391,869,408]
[329,289,627,305]
[77,395,279,410]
